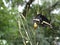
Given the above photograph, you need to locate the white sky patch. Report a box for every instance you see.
[18,0,42,12]
[25,0,29,2]
[18,5,25,12]
[3,0,12,10]
[55,37,59,39]
[3,0,9,7]
[3,40,7,44]
[23,0,29,2]
[2,0,60,14]
[0,40,7,44]
[1,7,3,10]
[32,0,42,5]
[51,9,60,14]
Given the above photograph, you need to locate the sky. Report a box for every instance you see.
[18,0,42,12]
[2,0,60,14]
[18,0,60,14]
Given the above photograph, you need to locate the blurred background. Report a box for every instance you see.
[0,0,60,45]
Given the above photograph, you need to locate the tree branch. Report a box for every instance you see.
[23,0,34,17]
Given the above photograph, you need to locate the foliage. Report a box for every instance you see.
[0,0,60,45]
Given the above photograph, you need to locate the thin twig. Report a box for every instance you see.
[20,14,33,45]
[17,19,26,45]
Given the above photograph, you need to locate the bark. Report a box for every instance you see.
[23,0,34,17]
